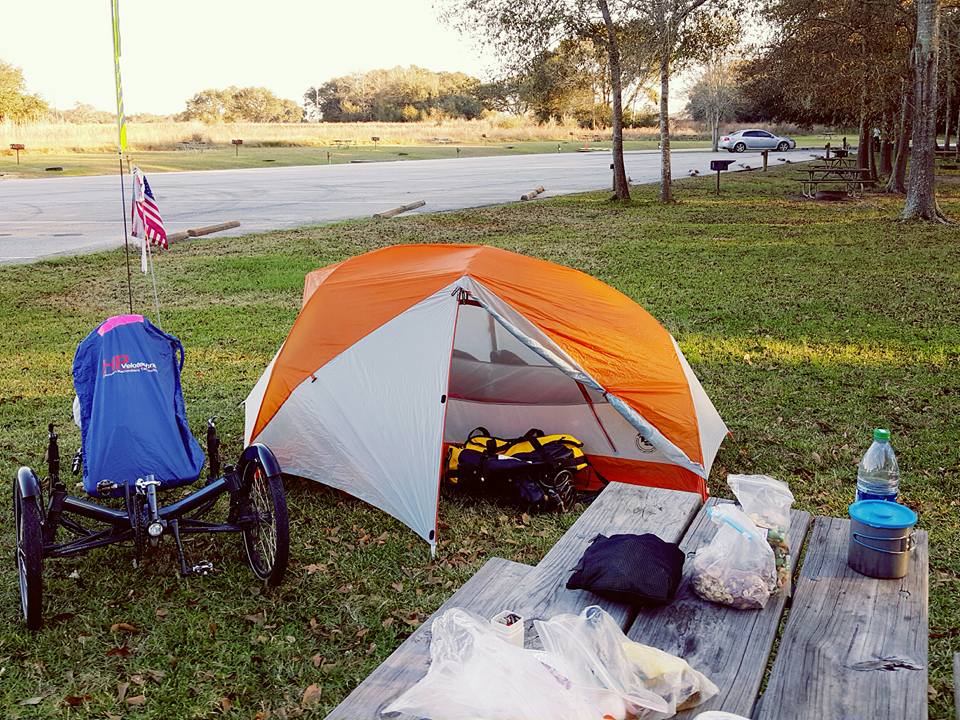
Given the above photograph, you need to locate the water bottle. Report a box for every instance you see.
[856,428,900,502]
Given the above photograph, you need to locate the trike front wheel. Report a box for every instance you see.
[13,477,44,631]
[240,462,289,587]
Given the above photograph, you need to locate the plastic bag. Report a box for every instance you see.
[536,607,672,719]
[728,475,794,589]
[383,607,669,720]
[690,504,777,610]
[620,640,719,714]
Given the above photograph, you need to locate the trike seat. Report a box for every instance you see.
[73,314,205,497]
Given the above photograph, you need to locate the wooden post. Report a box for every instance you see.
[167,220,241,244]
[10,144,24,165]
[231,139,242,156]
[373,200,426,219]
[762,150,769,171]
[327,151,331,164]
[520,186,545,201]
[825,142,831,160]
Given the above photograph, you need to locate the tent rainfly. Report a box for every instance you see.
[245,245,728,550]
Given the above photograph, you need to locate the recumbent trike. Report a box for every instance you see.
[13,314,290,630]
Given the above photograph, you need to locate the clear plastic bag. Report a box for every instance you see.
[690,504,777,610]
[384,607,670,720]
[728,475,794,589]
[536,606,717,718]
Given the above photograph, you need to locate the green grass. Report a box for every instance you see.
[1,167,958,718]
[0,136,830,179]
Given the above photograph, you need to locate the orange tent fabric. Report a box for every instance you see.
[253,245,700,463]
[246,245,728,542]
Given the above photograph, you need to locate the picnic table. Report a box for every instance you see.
[326,482,929,720]
[796,164,875,198]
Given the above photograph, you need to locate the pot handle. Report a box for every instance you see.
[852,530,915,555]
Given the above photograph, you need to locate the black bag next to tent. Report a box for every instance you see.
[445,428,589,512]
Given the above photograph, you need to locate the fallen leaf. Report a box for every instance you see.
[209,622,218,635]
[126,694,147,706]
[110,622,138,634]
[520,513,531,525]
[146,669,166,683]
[106,645,131,658]
[301,683,322,708]
[19,696,45,706]
[116,682,129,702]
[155,607,168,618]
[305,563,326,575]
[311,654,324,668]
[220,697,233,711]
[63,694,91,707]
[285,635,296,643]
[381,617,394,628]
[50,612,75,625]
[244,611,266,625]
[390,581,404,593]
[68,569,81,579]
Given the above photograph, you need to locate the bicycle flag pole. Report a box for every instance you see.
[111,0,133,313]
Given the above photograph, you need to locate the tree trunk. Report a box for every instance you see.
[887,77,912,193]
[944,36,953,151]
[867,131,877,181]
[659,49,672,203]
[711,110,720,152]
[879,113,893,176]
[902,0,945,221]
[599,0,630,201]
[956,100,960,161]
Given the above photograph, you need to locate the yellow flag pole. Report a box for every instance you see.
[111,0,133,313]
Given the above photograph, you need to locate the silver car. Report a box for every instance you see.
[719,129,796,153]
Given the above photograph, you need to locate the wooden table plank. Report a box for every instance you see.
[953,653,959,720]
[755,516,929,720]
[626,499,811,719]
[501,482,702,632]
[325,557,532,719]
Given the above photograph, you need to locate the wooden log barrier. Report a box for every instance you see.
[373,200,426,219]
[167,220,241,244]
[520,186,545,201]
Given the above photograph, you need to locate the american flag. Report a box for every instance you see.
[130,167,167,248]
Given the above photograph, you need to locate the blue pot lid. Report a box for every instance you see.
[849,500,917,529]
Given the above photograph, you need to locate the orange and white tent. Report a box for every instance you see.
[245,245,727,548]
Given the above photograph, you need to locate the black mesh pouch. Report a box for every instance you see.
[566,533,685,606]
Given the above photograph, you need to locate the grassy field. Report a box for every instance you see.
[1,118,833,178]
[1,167,957,718]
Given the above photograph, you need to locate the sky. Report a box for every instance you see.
[5,0,494,115]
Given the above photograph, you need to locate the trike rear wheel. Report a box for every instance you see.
[241,462,289,587]
[13,478,43,631]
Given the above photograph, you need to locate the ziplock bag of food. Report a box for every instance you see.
[383,607,670,720]
[728,474,795,589]
[536,606,717,719]
[690,504,777,610]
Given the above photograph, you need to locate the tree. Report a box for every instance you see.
[0,60,48,123]
[443,0,650,200]
[641,0,735,202]
[901,0,948,222]
[179,87,302,123]
[304,66,486,123]
[686,58,741,150]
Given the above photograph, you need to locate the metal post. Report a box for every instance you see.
[716,170,721,196]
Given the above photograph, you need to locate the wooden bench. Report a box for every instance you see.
[325,483,929,719]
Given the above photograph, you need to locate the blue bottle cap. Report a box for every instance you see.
[849,500,917,529]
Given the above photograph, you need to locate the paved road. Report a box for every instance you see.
[0,148,803,263]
